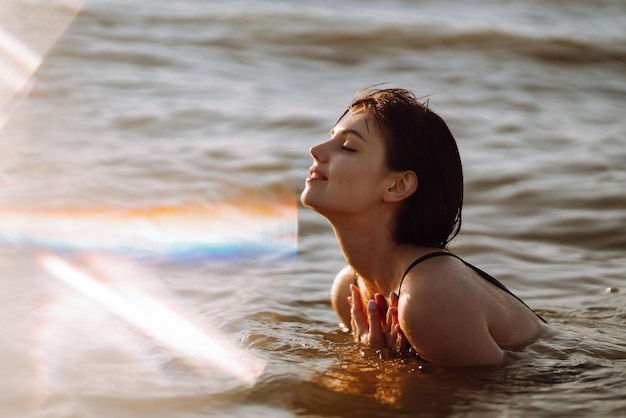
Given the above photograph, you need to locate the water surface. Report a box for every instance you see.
[0,0,624,416]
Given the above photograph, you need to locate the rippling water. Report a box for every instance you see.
[1,0,625,417]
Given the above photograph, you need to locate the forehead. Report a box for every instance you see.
[332,108,373,135]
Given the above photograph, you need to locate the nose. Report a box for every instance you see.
[309,141,327,162]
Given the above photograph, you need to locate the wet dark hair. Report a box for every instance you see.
[338,87,463,248]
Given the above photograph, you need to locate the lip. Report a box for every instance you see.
[306,166,327,181]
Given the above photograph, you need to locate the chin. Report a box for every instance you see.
[300,188,329,215]
[300,188,316,210]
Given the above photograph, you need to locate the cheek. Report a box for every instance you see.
[334,173,384,205]
[336,159,381,184]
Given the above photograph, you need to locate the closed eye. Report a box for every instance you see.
[341,145,356,152]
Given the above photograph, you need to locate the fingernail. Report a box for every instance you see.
[368,299,377,313]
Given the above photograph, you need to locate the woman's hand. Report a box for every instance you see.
[348,284,410,358]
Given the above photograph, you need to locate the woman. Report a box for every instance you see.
[301,87,549,367]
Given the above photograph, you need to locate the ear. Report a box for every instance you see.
[383,170,418,203]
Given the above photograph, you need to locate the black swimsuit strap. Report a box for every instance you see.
[399,251,452,293]
[399,251,546,323]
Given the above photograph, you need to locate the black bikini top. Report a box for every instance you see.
[399,251,547,323]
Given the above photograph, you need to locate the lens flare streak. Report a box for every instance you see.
[0,0,86,129]
[38,254,266,386]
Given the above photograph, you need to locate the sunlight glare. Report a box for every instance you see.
[0,0,86,130]
[38,254,266,386]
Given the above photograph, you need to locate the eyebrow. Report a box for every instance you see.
[330,128,367,142]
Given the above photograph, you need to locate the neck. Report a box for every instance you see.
[328,213,417,297]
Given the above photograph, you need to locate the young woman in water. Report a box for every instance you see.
[300,87,549,367]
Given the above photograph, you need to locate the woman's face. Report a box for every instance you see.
[301,109,392,218]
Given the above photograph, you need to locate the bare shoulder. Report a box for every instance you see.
[398,254,471,309]
[330,265,355,330]
[397,256,505,366]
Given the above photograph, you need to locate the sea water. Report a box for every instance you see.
[0,0,624,416]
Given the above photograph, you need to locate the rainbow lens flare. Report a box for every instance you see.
[2,199,296,388]
[0,200,298,261]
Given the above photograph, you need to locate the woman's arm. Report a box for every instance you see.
[397,283,505,367]
[330,265,355,331]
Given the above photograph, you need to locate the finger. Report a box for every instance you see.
[374,293,387,324]
[390,292,411,353]
[367,299,385,348]
[348,296,358,338]
[384,307,393,336]
[389,292,399,309]
[385,305,398,347]
[387,292,400,341]
[387,306,398,329]
[350,284,362,306]
[395,324,411,354]
[348,290,358,339]
[349,285,369,342]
